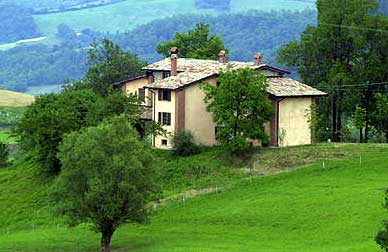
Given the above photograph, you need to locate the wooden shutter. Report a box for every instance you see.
[167,91,171,101]
[158,90,162,101]
[138,88,145,102]
[158,112,162,123]
[167,113,171,125]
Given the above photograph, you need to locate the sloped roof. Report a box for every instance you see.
[267,77,327,97]
[141,58,326,97]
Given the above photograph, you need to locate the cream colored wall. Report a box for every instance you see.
[278,97,312,147]
[184,79,218,146]
[153,90,176,148]
[123,77,150,106]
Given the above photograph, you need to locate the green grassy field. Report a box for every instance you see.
[33,0,314,37]
[33,0,215,36]
[231,0,315,11]
[0,144,387,251]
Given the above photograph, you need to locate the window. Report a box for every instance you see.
[158,112,171,126]
[158,90,171,101]
[138,88,145,102]
[162,72,171,79]
[161,139,168,146]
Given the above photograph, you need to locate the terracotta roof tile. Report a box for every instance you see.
[142,58,326,97]
[267,77,327,97]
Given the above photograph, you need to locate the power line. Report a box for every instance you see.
[319,22,388,33]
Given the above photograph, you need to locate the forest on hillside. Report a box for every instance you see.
[0,0,121,13]
[0,4,40,43]
[0,10,315,92]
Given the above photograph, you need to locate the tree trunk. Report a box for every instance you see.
[332,96,337,142]
[337,109,342,142]
[359,128,363,143]
[101,230,114,252]
[337,90,343,142]
[385,131,388,144]
[365,121,369,143]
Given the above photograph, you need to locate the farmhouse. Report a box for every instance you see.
[114,48,326,148]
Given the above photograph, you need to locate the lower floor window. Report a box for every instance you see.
[158,112,171,126]
[161,139,168,146]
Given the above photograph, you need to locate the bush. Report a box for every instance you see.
[171,130,201,157]
[0,142,9,168]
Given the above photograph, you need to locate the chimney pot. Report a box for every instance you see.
[254,53,263,65]
[170,47,179,55]
[218,50,227,63]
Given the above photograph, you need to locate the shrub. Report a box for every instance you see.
[0,142,9,168]
[171,130,201,157]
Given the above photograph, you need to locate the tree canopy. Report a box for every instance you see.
[201,68,273,151]
[15,90,106,176]
[85,38,146,97]
[277,0,388,142]
[51,115,159,252]
[0,4,40,43]
[156,23,228,60]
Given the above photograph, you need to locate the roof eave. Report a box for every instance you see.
[112,75,147,86]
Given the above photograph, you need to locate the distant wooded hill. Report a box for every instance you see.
[195,0,231,11]
[0,4,40,43]
[0,0,100,13]
[0,10,315,92]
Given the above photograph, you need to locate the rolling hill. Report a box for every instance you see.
[0,144,387,251]
[0,90,34,107]
[33,0,314,37]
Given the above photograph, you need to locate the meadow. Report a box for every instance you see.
[0,90,34,108]
[0,144,387,252]
[33,0,314,37]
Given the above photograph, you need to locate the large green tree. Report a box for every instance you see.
[352,106,366,143]
[201,68,273,151]
[156,23,227,60]
[0,142,9,168]
[15,90,106,176]
[371,93,388,142]
[278,0,379,142]
[86,38,146,97]
[15,89,141,177]
[353,14,388,142]
[51,116,159,252]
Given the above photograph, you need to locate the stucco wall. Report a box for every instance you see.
[184,79,218,146]
[123,77,150,106]
[154,90,176,148]
[278,97,312,147]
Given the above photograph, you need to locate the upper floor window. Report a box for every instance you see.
[162,72,171,79]
[138,88,145,102]
[158,90,171,101]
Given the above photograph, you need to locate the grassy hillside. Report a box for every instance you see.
[0,90,34,107]
[33,0,314,37]
[33,0,215,36]
[0,144,387,251]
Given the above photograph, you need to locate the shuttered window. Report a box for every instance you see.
[158,90,171,101]
[158,112,171,126]
[138,88,145,102]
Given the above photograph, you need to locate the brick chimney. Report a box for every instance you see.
[170,47,178,76]
[218,50,227,63]
[254,53,263,66]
